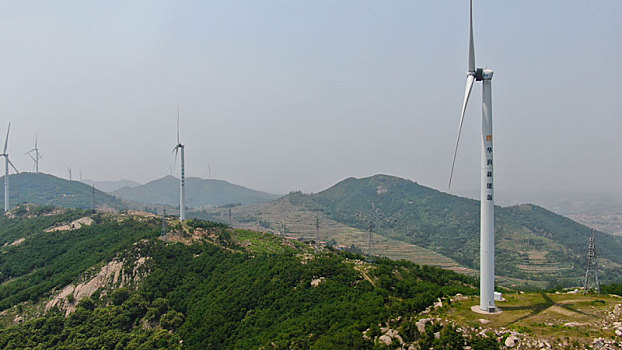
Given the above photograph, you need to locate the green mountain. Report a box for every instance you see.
[112,175,280,208]
[0,173,126,210]
[307,174,622,286]
[81,179,141,193]
[0,207,483,349]
[199,174,622,288]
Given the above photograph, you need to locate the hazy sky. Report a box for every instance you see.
[1,0,621,196]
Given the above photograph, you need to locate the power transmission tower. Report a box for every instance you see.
[583,229,600,294]
[161,206,168,236]
[315,212,320,244]
[367,220,374,262]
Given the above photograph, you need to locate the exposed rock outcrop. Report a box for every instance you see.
[45,216,95,232]
[45,244,151,316]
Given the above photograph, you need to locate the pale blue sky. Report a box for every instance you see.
[1,1,621,196]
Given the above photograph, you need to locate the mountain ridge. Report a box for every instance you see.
[198,174,622,287]
[112,175,280,208]
[0,173,126,210]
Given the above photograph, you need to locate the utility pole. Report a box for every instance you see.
[583,229,600,294]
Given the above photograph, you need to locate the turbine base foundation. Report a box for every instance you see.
[470,305,502,315]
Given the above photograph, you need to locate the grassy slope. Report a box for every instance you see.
[435,292,621,347]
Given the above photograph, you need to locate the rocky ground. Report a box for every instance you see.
[365,293,622,349]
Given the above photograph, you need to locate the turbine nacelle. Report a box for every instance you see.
[468,68,493,82]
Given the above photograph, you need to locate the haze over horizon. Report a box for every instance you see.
[1,1,621,195]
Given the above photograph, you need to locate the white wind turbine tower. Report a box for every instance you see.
[172,108,186,221]
[1,123,19,213]
[449,0,499,313]
[26,135,42,173]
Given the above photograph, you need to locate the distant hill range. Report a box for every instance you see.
[0,173,126,210]
[81,179,141,193]
[200,174,622,288]
[112,175,280,208]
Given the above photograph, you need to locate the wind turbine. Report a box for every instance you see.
[1,123,19,213]
[449,0,499,313]
[26,135,42,173]
[172,108,186,221]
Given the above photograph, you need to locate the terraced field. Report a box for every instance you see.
[200,198,466,272]
[194,198,554,289]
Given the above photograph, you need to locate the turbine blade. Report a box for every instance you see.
[449,74,475,189]
[8,158,18,173]
[172,147,179,173]
[468,0,475,72]
[3,123,10,154]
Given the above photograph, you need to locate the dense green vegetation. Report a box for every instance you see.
[0,211,159,310]
[113,175,280,208]
[601,283,622,295]
[0,214,485,349]
[0,173,126,210]
[287,174,622,286]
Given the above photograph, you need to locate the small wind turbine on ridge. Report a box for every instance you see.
[172,107,186,221]
[26,134,42,173]
[1,123,19,213]
[449,0,499,313]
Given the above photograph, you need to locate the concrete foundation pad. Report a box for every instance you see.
[471,305,502,315]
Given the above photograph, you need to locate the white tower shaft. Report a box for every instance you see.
[180,146,186,221]
[4,156,8,212]
[480,70,496,312]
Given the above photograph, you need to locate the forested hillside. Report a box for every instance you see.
[0,206,495,349]
[287,175,622,286]
[0,173,126,210]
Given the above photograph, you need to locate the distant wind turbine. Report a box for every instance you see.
[172,107,186,221]
[449,0,499,313]
[26,134,42,173]
[1,123,19,212]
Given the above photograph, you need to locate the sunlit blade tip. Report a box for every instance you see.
[468,0,475,72]
[177,106,180,144]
